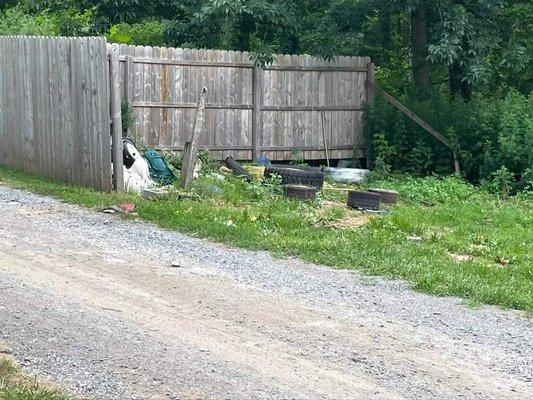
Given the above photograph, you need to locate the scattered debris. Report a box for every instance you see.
[323,167,370,184]
[256,156,271,166]
[329,214,371,230]
[102,203,136,214]
[123,139,155,193]
[448,252,474,262]
[142,187,170,200]
[119,203,135,213]
[145,149,175,186]
[496,257,510,267]
[219,165,232,174]
[244,165,266,181]
[407,235,423,242]
[204,184,224,196]
[225,156,252,181]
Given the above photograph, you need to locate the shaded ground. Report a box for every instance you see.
[0,185,531,399]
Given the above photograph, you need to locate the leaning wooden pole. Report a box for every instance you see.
[180,87,208,188]
[368,81,461,175]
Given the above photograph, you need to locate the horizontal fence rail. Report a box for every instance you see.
[113,44,372,161]
[0,36,112,191]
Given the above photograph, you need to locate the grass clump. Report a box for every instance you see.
[0,357,72,400]
[0,165,531,312]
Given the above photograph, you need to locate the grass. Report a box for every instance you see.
[0,356,72,400]
[0,165,532,312]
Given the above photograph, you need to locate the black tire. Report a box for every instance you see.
[225,156,252,181]
[368,188,399,204]
[265,165,324,189]
[347,191,381,210]
[282,185,317,201]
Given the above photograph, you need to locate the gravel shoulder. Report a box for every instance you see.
[0,185,531,400]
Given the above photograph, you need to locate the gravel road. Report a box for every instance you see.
[0,185,531,400]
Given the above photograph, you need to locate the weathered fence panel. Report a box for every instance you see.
[0,36,112,191]
[114,44,372,161]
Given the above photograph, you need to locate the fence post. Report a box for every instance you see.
[252,64,263,162]
[109,47,124,192]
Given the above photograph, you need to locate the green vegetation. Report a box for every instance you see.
[0,356,72,400]
[366,88,533,187]
[1,1,531,184]
[1,166,531,312]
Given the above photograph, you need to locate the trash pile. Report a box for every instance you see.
[120,142,398,213]
[220,156,398,210]
[122,138,174,193]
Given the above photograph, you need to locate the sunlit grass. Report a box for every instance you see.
[1,166,531,311]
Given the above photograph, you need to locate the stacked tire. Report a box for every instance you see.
[265,165,325,189]
[347,188,399,210]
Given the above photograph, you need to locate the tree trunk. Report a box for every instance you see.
[449,37,472,100]
[410,5,431,87]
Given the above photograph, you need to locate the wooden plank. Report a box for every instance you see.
[370,82,452,148]
[264,65,367,72]
[370,81,460,173]
[120,57,253,68]
[260,105,364,112]
[109,45,124,192]
[132,102,254,110]
[180,87,207,188]
[124,56,134,102]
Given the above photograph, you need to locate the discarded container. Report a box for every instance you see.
[142,188,170,200]
[256,156,271,166]
[144,149,175,185]
[244,165,265,181]
[323,167,370,183]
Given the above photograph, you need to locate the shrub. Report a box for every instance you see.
[108,21,168,46]
[365,89,533,190]
[0,5,59,35]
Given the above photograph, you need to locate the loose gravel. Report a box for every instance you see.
[0,185,531,400]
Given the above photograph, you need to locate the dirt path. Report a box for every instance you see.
[0,186,531,400]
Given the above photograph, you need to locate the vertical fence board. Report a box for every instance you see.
[0,36,112,191]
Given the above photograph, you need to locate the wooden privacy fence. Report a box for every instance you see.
[113,44,373,161]
[0,36,113,191]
